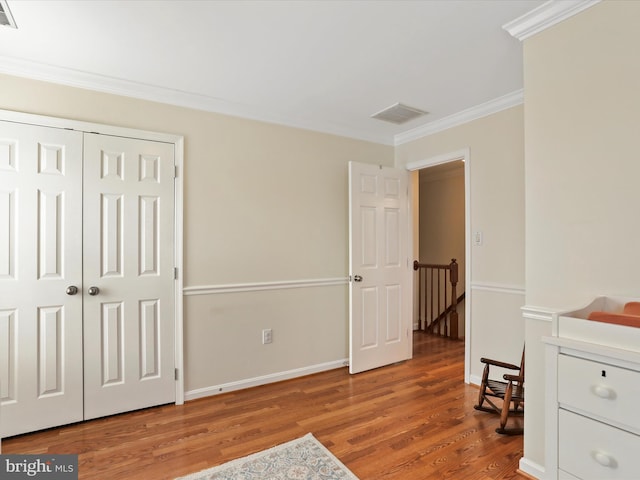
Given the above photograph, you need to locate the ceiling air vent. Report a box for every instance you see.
[0,0,17,28]
[371,102,428,125]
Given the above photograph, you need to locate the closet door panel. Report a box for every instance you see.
[0,121,83,437]
[83,134,175,420]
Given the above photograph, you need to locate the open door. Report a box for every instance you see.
[348,161,412,374]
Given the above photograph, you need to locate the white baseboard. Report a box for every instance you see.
[519,457,545,480]
[185,359,349,401]
[469,374,481,386]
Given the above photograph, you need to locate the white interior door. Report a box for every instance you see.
[82,134,176,419]
[0,121,84,437]
[348,161,411,374]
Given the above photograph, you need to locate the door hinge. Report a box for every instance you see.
[175,368,179,380]
[174,267,178,279]
[174,165,178,178]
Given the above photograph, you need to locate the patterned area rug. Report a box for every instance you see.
[175,433,359,480]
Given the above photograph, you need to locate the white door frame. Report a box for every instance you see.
[0,109,185,404]
[405,148,471,383]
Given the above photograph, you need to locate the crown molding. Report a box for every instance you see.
[502,0,601,41]
[394,89,523,146]
[0,55,395,146]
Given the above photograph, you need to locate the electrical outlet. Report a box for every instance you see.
[262,328,273,344]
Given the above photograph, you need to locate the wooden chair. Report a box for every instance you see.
[474,347,525,435]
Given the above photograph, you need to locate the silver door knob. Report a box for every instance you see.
[88,286,100,296]
[353,275,363,282]
[66,285,78,295]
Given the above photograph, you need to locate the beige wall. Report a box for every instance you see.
[0,73,394,395]
[523,0,640,470]
[418,162,465,276]
[396,105,526,383]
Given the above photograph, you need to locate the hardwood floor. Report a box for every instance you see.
[3,333,524,479]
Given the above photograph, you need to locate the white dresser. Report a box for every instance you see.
[544,296,640,480]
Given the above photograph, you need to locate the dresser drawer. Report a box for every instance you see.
[559,410,640,479]
[558,354,640,431]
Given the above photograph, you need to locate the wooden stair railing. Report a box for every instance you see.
[413,258,461,338]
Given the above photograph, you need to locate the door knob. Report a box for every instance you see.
[88,286,100,296]
[66,285,79,295]
[353,275,363,282]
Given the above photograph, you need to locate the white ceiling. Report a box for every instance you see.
[0,0,545,145]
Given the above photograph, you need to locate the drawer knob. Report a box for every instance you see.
[593,451,616,468]
[593,385,614,399]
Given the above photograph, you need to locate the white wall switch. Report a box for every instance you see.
[473,231,483,246]
[262,329,273,344]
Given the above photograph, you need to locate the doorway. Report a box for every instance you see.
[407,149,471,382]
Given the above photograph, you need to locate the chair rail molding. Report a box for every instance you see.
[521,305,556,322]
[471,282,525,296]
[183,277,349,296]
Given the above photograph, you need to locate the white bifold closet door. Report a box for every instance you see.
[0,122,176,437]
[82,133,175,420]
[0,122,84,436]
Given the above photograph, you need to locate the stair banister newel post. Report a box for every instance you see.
[449,259,459,339]
[413,260,423,330]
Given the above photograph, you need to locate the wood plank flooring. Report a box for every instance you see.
[2,333,524,479]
